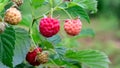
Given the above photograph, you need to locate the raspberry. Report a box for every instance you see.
[26,47,42,66]
[36,52,48,64]
[64,19,82,36]
[39,17,60,37]
[12,0,23,6]
[0,22,6,34]
[4,7,22,25]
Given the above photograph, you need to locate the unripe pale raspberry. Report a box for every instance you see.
[39,17,60,37]
[0,22,6,34]
[36,52,48,64]
[26,47,42,66]
[12,0,23,6]
[4,7,22,25]
[64,19,82,36]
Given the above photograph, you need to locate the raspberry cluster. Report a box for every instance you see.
[26,47,48,66]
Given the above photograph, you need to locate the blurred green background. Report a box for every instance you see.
[79,0,120,68]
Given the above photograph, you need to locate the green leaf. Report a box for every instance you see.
[0,26,15,67]
[49,46,67,65]
[0,62,9,68]
[15,62,34,68]
[73,28,95,39]
[65,50,110,68]
[53,2,90,23]
[0,0,9,12]
[13,27,31,67]
[49,47,82,68]
[66,2,90,23]
[53,8,69,20]
[33,3,51,19]
[31,0,44,9]
[65,59,82,68]
[73,0,98,13]
[19,0,32,27]
[55,46,67,57]
[32,23,42,44]
[47,35,61,45]
[19,15,32,27]
[42,40,54,49]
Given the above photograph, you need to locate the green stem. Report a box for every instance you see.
[59,7,72,19]
[29,19,36,33]
[51,8,54,17]
[29,19,37,47]
[49,0,53,8]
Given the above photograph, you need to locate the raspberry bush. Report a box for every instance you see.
[0,0,110,68]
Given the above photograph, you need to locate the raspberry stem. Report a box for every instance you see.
[50,8,54,17]
[59,7,72,19]
[29,19,37,47]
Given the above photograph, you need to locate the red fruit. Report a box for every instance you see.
[39,17,60,37]
[64,19,82,36]
[26,47,42,66]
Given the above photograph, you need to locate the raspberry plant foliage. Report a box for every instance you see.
[0,0,110,68]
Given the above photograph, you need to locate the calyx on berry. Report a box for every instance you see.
[64,18,82,36]
[39,16,60,37]
[4,7,22,25]
[26,47,42,66]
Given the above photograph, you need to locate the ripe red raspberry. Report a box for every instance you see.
[26,47,42,66]
[39,17,60,37]
[4,7,22,25]
[64,19,82,36]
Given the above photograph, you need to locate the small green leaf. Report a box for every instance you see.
[0,0,9,12]
[73,0,98,13]
[47,35,61,45]
[19,15,32,27]
[65,50,110,68]
[42,40,54,49]
[19,0,32,27]
[33,3,51,19]
[53,8,69,19]
[32,23,42,44]
[55,46,67,57]
[66,2,90,23]
[15,62,34,68]
[13,27,31,67]
[0,26,15,67]
[31,0,44,9]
